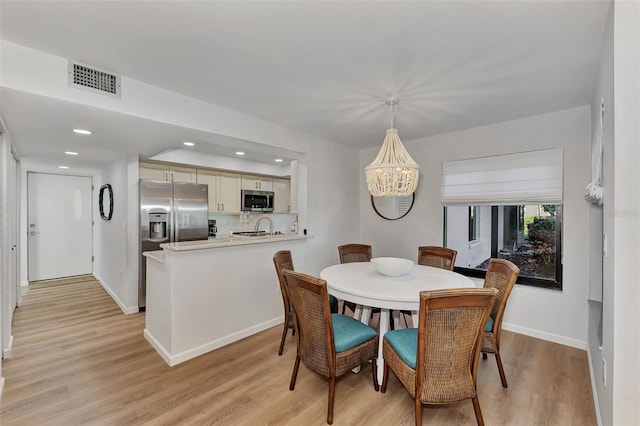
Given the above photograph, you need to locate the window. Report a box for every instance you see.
[444,204,562,289]
[468,206,478,242]
[440,148,564,290]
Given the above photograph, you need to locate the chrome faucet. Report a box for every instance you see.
[254,216,273,235]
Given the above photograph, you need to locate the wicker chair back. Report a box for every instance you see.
[417,246,458,271]
[338,244,372,264]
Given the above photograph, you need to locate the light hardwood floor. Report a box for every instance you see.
[0,276,597,425]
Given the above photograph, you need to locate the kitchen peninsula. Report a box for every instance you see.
[143,233,310,366]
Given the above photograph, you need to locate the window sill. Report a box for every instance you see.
[468,240,482,249]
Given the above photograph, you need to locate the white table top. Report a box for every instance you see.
[320,262,476,311]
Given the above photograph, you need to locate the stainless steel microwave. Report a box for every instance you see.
[241,190,274,212]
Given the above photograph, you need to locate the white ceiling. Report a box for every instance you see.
[0,1,610,168]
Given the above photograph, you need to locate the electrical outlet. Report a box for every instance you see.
[602,359,607,386]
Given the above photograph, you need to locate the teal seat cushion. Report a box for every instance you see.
[485,316,494,332]
[329,294,339,313]
[331,314,377,353]
[384,328,417,369]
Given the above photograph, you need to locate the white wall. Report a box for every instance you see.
[609,1,640,423]
[93,154,137,313]
[588,2,613,424]
[360,106,591,348]
[302,138,361,275]
[446,205,492,269]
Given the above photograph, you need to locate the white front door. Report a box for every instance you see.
[27,173,93,281]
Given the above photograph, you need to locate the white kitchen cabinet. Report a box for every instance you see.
[169,166,197,183]
[241,174,273,191]
[273,178,291,213]
[218,172,241,213]
[140,162,196,183]
[196,169,240,213]
[195,169,217,212]
[139,162,167,181]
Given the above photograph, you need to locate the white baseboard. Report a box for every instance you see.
[143,329,172,365]
[93,274,139,315]
[502,322,587,350]
[586,347,603,426]
[0,376,5,402]
[144,316,283,367]
[20,280,28,288]
[3,335,13,358]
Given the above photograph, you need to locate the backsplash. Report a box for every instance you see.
[209,212,298,237]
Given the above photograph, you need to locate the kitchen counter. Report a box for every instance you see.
[143,231,311,366]
[159,232,312,252]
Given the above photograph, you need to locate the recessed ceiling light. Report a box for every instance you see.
[274,158,283,162]
[235,151,245,156]
[65,151,79,156]
[58,166,69,169]
[183,141,195,146]
[72,128,92,135]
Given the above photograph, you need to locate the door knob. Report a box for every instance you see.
[30,231,37,236]
[30,224,36,228]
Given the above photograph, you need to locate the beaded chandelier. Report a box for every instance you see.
[365,97,419,197]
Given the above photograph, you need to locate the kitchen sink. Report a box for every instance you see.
[233,231,268,237]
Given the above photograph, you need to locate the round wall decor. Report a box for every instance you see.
[99,183,114,220]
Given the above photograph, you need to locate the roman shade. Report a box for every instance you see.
[441,148,563,205]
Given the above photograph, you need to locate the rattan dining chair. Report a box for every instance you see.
[273,250,296,356]
[417,246,458,270]
[394,245,460,327]
[282,269,379,425]
[381,288,498,426]
[337,244,372,315]
[273,250,339,356]
[481,258,520,388]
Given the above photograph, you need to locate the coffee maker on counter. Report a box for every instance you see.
[208,219,217,237]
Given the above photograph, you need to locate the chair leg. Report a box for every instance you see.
[495,351,508,388]
[380,360,388,393]
[289,356,300,390]
[371,358,379,391]
[278,323,288,355]
[415,398,422,426]
[471,396,485,426]
[327,377,336,425]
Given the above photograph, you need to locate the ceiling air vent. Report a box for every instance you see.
[67,61,121,98]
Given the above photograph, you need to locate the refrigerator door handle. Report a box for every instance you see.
[172,197,178,242]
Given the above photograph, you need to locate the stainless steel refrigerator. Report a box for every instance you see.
[139,180,208,309]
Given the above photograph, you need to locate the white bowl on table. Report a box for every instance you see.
[370,257,414,277]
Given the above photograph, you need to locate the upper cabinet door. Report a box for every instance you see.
[169,166,196,183]
[196,169,218,212]
[273,178,291,213]
[241,174,273,191]
[139,162,169,181]
[218,172,241,213]
[140,162,196,182]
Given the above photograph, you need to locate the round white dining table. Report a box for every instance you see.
[320,262,476,384]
